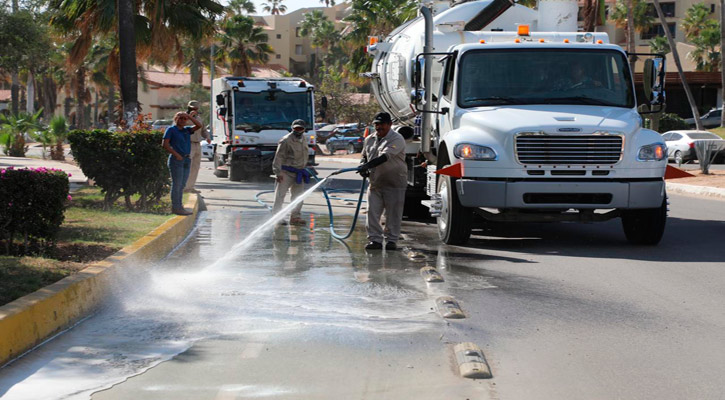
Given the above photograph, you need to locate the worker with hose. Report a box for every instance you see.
[358,112,407,250]
[272,119,310,226]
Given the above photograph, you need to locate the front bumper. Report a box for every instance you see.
[456,179,665,209]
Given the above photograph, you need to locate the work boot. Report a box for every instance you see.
[184,188,201,194]
[385,242,397,251]
[172,208,192,216]
[365,241,383,250]
[290,217,306,226]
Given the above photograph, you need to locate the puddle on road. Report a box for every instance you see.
[0,211,468,400]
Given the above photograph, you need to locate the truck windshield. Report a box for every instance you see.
[457,49,635,108]
[234,91,313,132]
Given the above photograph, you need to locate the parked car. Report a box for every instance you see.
[202,142,214,161]
[661,130,725,163]
[326,131,365,154]
[151,119,173,132]
[685,108,723,129]
[315,124,340,144]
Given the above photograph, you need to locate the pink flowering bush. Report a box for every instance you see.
[0,167,70,253]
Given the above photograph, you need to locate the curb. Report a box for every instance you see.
[317,157,361,164]
[666,181,725,200]
[0,195,201,367]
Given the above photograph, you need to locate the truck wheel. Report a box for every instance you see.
[437,174,472,245]
[213,153,228,178]
[347,143,356,154]
[621,196,667,245]
[229,161,243,182]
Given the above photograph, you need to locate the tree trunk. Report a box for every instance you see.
[76,67,86,129]
[582,0,596,32]
[721,0,725,127]
[11,73,19,115]
[26,71,35,115]
[626,0,636,72]
[94,89,99,127]
[652,0,702,130]
[190,46,202,84]
[108,85,116,125]
[118,0,139,127]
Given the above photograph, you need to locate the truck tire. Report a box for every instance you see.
[229,161,243,182]
[437,174,472,245]
[621,196,667,245]
[213,153,228,178]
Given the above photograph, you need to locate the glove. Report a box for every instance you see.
[357,154,388,175]
[357,165,370,178]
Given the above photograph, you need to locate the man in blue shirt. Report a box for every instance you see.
[162,111,203,215]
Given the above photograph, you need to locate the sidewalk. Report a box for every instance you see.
[0,156,88,191]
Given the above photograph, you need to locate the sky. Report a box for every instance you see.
[250,0,329,14]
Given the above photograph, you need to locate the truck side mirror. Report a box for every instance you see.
[640,55,666,114]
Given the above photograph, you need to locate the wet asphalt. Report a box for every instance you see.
[1,158,724,399]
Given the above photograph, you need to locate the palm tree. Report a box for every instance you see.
[682,3,721,72]
[343,0,418,83]
[227,0,257,15]
[609,0,654,70]
[262,0,287,15]
[319,0,336,7]
[216,15,274,76]
[49,0,224,127]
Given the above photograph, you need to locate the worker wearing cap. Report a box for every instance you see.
[358,112,407,250]
[184,100,211,194]
[272,119,310,225]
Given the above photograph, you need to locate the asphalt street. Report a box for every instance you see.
[0,157,724,400]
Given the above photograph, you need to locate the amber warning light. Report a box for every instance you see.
[369,36,378,46]
[517,24,530,36]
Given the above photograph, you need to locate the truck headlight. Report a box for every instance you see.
[454,143,497,161]
[637,143,666,161]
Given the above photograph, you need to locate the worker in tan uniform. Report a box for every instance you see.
[272,119,310,226]
[358,112,407,250]
[184,100,211,193]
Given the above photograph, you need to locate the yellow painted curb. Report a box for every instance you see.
[0,195,201,367]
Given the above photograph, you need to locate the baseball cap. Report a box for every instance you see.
[187,100,199,109]
[372,112,392,124]
[291,119,306,129]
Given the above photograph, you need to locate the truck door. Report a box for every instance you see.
[437,52,457,137]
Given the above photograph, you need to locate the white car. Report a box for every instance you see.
[201,142,214,161]
[661,130,725,163]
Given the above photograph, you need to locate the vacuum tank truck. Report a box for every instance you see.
[366,0,669,245]
[211,77,317,181]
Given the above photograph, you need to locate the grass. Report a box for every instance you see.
[0,186,177,306]
[708,127,725,139]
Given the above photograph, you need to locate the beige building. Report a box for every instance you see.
[252,3,350,76]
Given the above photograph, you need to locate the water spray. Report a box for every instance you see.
[255,167,367,241]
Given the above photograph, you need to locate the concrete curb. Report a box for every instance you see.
[666,181,725,200]
[317,157,360,164]
[0,195,201,367]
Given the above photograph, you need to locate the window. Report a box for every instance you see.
[295,45,303,55]
[275,54,281,59]
[670,133,682,141]
[276,34,282,39]
[640,23,676,40]
[661,133,672,141]
[645,2,675,18]
[296,27,301,37]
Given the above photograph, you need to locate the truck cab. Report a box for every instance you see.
[211,77,316,181]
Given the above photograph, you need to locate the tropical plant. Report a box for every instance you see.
[49,116,68,160]
[609,0,654,69]
[216,15,274,76]
[0,110,44,157]
[648,35,670,55]
[319,0,336,7]
[262,0,287,15]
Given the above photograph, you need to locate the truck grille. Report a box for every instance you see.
[515,134,623,165]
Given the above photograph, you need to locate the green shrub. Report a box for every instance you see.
[68,130,169,210]
[0,167,70,254]
[656,113,690,133]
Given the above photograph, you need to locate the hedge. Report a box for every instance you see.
[68,130,169,210]
[0,167,70,253]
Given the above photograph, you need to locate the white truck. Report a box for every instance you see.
[366,0,668,245]
[211,77,317,181]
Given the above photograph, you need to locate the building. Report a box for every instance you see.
[252,3,350,76]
